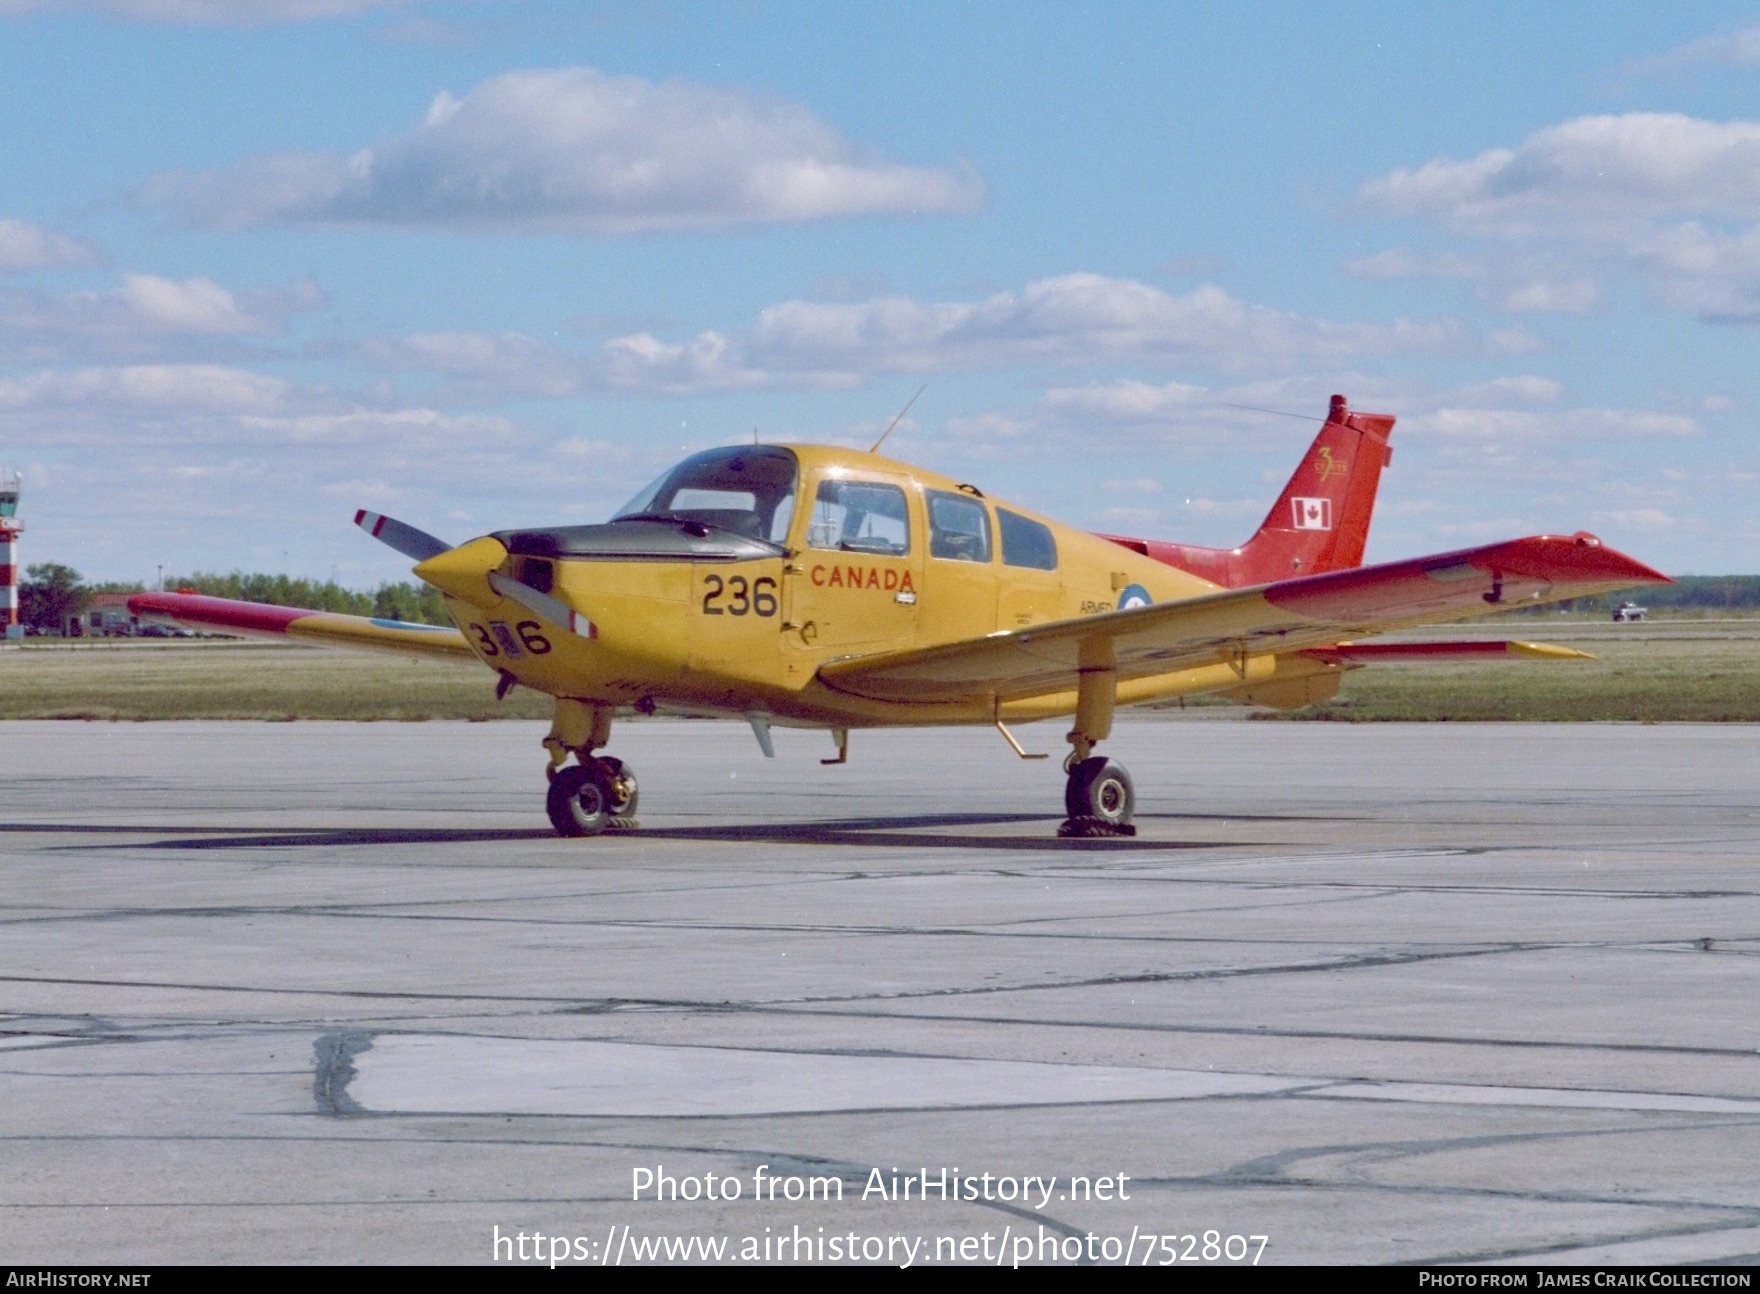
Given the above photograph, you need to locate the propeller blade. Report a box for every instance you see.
[487,571,597,639]
[354,510,451,562]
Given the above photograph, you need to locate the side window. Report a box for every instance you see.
[807,479,910,556]
[999,509,1057,570]
[927,490,992,563]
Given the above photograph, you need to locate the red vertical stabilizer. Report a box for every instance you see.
[1096,394,1395,588]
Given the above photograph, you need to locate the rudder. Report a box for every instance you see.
[1096,394,1395,587]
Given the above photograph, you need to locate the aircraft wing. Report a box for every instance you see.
[127,591,474,659]
[816,533,1666,705]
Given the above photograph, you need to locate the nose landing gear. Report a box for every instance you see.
[546,755,639,837]
[542,699,638,838]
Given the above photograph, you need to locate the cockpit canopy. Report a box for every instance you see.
[613,446,798,544]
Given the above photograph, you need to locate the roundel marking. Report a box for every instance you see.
[1117,584,1152,610]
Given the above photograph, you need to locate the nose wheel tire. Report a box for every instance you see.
[1060,757,1136,838]
[546,758,640,837]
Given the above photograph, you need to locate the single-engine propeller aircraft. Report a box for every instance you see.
[131,395,1668,838]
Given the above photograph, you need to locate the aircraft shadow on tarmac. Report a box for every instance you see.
[17,813,1263,853]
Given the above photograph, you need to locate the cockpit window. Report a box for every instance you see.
[807,479,910,556]
[612,446,798,543]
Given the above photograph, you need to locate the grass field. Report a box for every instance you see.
[1293,619,1760,721]
[2,619,1757,722]
[0,641,554,722]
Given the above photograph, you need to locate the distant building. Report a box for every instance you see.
[65,592,144,637]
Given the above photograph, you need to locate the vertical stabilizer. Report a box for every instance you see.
[1096,395,1395,587]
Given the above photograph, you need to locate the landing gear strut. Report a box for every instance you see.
[542,699,638,838]
[1057,636,1136,838]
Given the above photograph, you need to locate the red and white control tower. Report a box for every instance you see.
[0,470,21,641]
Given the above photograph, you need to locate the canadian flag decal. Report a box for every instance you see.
[1291,497,1332,530]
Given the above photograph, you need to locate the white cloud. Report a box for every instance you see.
[1490,278,1600,314]
[939,378,1348,460]
[110,274,270,334]
[0,363,288,413]
[1357,114,1760,232]
[148,67,983,234]
[235,406,516,445]
[1354,112,1760,325]
[0,361,515,457]
[926,374,1699,487]
[0,0,407,22]
[0,272,319,362]
[0,219,100,273]
[1593,507,1674,530]
[1347,245,1602,316]
[1625,24,1760,74]
[1038,378,1206,423]
[361,275,1490,398]
[743,276,1476,376]
[1404,407,1699,440]
[1345,247,1479,280]
[1452,375,1564,406]
[358,330,582,397]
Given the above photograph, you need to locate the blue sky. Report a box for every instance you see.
[2,0,1758,586]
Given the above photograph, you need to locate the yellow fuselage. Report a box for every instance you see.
[420,445,1309,728]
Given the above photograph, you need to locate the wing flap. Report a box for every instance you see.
[818,533,1663,704]
[127,592,474,659]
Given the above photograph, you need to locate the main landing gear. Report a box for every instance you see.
[1056,636,1136,838]
[1062,753,1134,836]
[542,699,638,838]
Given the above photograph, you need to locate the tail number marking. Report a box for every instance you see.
[702,575,778,618]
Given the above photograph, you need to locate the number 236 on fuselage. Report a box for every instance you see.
[131,395,1669,839]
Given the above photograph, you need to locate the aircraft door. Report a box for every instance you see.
[995,507,1064,629]
[914,488,1000,648]
[783,473,920,658]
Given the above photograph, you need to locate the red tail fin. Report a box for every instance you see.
[1097,394,1395,588]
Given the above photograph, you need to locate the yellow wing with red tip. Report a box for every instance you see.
[128,591,473,659]
[817,534,1658,705]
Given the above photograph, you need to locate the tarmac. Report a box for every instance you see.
[2,716,1757,1266]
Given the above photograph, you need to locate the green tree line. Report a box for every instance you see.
[164,572,451,625]
[17,564,452,631]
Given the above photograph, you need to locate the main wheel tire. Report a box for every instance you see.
[546,763,610,837]
[590,756,639,817]
[1064,756,1134,826]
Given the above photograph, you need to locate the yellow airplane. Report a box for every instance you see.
[131,395,1668,838]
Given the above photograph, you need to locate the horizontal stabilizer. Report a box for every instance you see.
[1305,640,1596,664]
[354,510,451,563]
[128,591,472,659]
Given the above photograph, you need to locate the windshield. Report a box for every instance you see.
[612,446,799,543]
